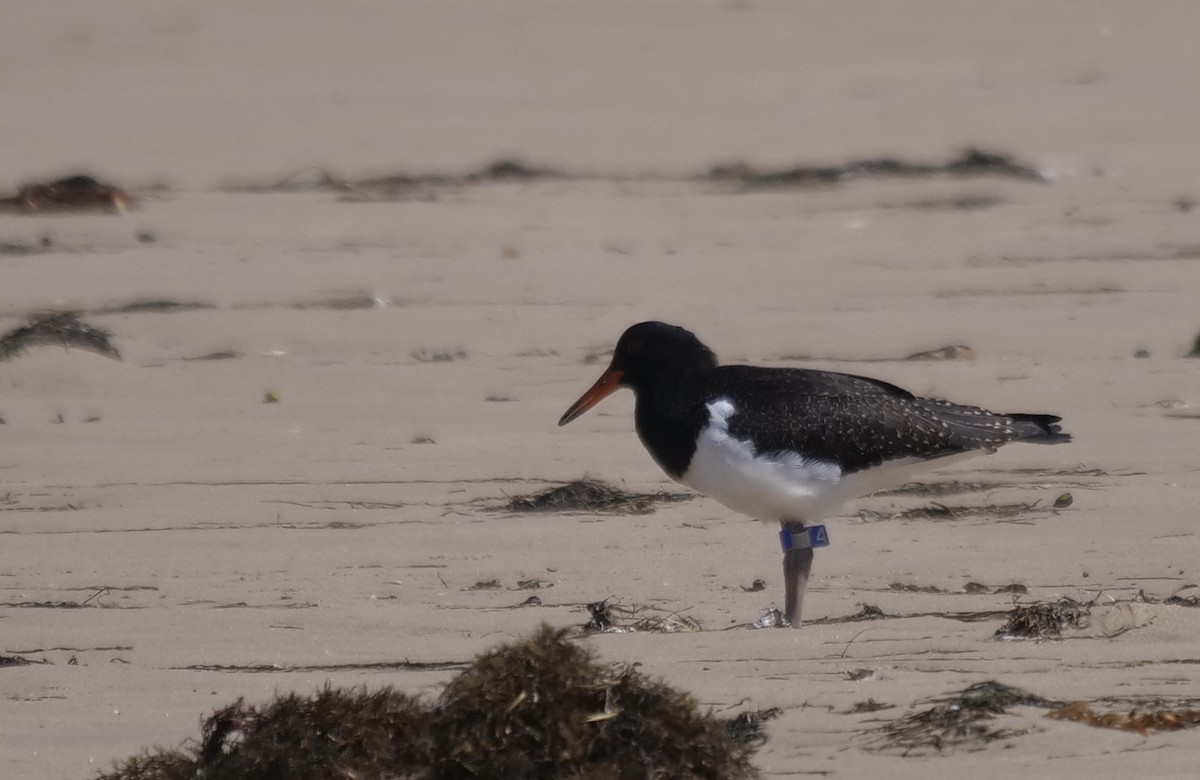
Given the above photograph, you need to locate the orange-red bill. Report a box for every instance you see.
[558,368,624,426]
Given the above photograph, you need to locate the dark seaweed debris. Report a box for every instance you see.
[432,626,751,778]
[225,150,1042,199]
[994,597,1090,639]
[0,312,121,362]
[873,501,1050,523]
[94,300,215,315]
[709,148,1046,189]
[581,598,702,634]
[725,708,782,747]
[871,682,1200,754]
[99,688,428,780]
[227,159,568,194]
[98,626,763,779]
[505,478,691,515]
[1,174,133,214]
[868,681,1061,755]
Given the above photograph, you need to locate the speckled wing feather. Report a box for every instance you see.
[714,366,1067,474]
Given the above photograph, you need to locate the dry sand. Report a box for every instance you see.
[2,2,1200,778]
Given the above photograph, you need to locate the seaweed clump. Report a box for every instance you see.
[430,626,753,779]
[98,626,762,780]
[98,688,428,780]
[0,312,121,362]
[993,597,1090,639]
[581,598,702,634]
[3,174,133,213]
[505,478,689,515]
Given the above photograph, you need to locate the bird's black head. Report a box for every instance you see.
[558,321,717,426]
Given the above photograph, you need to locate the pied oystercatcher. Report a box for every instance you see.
[558,321,1070,627]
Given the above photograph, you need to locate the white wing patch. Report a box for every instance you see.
[679,399,844,523]
[678,398,977,523]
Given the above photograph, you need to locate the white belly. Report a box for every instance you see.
[678,399,972,523]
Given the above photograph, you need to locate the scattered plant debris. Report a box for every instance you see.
[725,708,782,746]
[889,582,946,594]
[902,194,1005,211]
[848,699,894,714]
[514,579,552,590]
[1,655,32,667]
[411,348,467,363]
[994,597,1090,639]
[504,478,691,515]
[903,345,976,361]
[582,598,701,634]
[1045,700,1200,734]
[741,578,767,593]
[181,350,240,362]
[227,159,568,197]
[94,300,214,315]
[963,582,1028,595]
[867,681,1061,755]
[0,312,120,361]
[410,434,435,444]
[101,627,765,779]
[225,152,1040,201]
[709,148,1045,189]
[881,501,1051,523]
[1,174,133,214]
[839,605,886,622]
[262,389,280,404]
[465,579,501,591]
[875,480,998,498]
[0,240,52,256]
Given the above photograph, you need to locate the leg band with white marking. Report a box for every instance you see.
[779,525,830,552]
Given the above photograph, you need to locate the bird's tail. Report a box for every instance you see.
[1007,413,1071,444]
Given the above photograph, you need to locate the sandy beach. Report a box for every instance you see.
[2,2,1200,778]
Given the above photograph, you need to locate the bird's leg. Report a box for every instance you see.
[781,520,814,628]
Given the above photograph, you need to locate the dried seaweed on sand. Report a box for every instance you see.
[1046,701,1200,734]
[581,598,702,634]
[504,477,690,515]
[993,597,1090,639]
[0,312,120,362]
[867,681,1060,755]
[2,174,132,214]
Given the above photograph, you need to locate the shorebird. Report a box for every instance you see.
[558,321,1069,627]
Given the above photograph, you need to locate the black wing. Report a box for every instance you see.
[714,365,1067,474]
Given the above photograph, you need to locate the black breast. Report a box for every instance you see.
[631,375,709,478]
